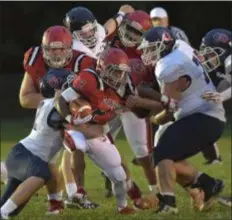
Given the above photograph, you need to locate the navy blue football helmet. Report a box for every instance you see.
[39,68,75,98]
[200,28,232,73]
[63,7,98,48]
[137,27,175,66]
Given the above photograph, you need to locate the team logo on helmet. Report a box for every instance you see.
[213,32,230,43]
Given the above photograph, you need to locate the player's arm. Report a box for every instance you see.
[55,72,96,123]
[104,4,134,37]
[154,77,183,124]
[126,82,177,115]
[19,72,44,109]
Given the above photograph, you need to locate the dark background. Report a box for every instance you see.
[0,1,231,118]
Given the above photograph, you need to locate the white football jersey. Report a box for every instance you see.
[155,40,226,122]
[72,23,106,59]
[20,99,63,162]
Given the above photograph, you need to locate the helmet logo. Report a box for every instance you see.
[132,62,146,73]
[213,33,230,43]
[162,32,172,42]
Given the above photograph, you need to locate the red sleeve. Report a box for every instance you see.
[23,47,33,71]
[72,71,98,97]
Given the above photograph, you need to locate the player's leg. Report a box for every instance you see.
[87,136,136,214]
[1,143,51,218]
[62,130,99,209]
[121,112,157,192]
[46,160,64,215]
[102,117,123,197]
[201,143,222,165]
[153,113,225,213]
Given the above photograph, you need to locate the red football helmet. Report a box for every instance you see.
[118,10,152,48]
[42,26,73,68]
[97,47,131,90]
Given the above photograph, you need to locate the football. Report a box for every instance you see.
[69,98,92,119]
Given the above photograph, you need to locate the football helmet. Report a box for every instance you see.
[39,68,74,98]
[64,7,98,49]
[138,27,175,66]
[118,10,152,48]
[200,28,232,72]
[42,26,73,68]
[97,47,131,90]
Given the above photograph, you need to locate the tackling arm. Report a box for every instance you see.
[19,72,44,109]
[154,80,181,124]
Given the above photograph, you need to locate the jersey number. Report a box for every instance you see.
[192,51,210,84]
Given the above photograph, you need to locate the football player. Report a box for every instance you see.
[128,27,226,213]
[198,29,232,165]
[201,29,231,104]
[200,28,232,207]
[63,5,134,58]
[62,5,136,202]
[105,10,159,195]
[55,47,162,212]
[0,69,72,219]
[19,25,97,213]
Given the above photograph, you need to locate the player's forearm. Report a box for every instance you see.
[137,83,162,101]
[19,93,44,109]
[104,11,127,37]
[54,96,70,119]
[221,87,231,102]
[135,97,164,115]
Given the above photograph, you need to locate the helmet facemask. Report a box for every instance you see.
[199,46,225,72]
[98,59,130,90]
[138,39,166,66]
[42,42,72,68]
[118,19,144,48]
[72,20,98,48]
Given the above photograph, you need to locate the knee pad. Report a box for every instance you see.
[105,166,126,183]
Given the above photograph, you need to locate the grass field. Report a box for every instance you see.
[1,118,231,220]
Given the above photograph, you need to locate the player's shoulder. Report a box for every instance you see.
[23,46,43,70]
[156,54,185,83]
[72,49,97,73]
[73,68,103,92]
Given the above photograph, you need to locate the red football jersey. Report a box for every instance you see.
[72,69,135,125]
[23,46,96,91]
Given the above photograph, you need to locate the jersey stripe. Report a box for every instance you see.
[84,68,104,91]
[74,54,86,73]
[28,46,40,66]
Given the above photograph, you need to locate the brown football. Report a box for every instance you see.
[69,99,92,119]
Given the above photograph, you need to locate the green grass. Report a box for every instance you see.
[1,119,231,220]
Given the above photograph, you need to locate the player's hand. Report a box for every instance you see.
[119,4,134,14]
[201,91,222,103]
[126,95,142,108]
